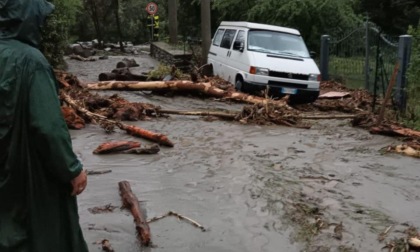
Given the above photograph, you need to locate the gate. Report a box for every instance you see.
[324,22,399,95]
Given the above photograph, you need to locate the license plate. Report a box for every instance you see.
[281,87,297,94]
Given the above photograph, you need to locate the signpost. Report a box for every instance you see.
[146,2,158,41]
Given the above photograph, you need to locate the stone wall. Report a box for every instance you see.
[150,42,193,71]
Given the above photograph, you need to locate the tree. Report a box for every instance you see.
[201,0,211,64]
[41,0,82,69]
[168,0,178,43]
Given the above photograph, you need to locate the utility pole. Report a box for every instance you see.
[201,0,211,65]
[168,0,178,44]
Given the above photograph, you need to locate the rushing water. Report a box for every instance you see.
[67,56,420,252]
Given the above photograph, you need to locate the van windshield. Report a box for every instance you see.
[247,30,310,58]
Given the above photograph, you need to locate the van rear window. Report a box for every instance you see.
[220,29,237,49]
[212,29,225,46]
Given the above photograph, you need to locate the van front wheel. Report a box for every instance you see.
[235,78,248,92]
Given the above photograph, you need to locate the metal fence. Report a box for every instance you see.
[320,22,412,111]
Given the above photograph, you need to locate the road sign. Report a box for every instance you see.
[145,2,158,15]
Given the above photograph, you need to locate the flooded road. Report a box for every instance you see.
[67,56,420,252]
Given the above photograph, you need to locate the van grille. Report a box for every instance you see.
[269,71,309,80]
[268,81,308,89]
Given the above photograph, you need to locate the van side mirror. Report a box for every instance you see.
[310,51,316,58]
[233,41,244,52]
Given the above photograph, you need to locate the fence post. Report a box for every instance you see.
[320,35,330,81]
[394,35,412,112]
[365,19,370,90]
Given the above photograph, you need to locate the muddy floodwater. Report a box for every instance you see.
[67,55,420,252]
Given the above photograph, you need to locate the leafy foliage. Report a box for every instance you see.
[40,0,82,69]
[405,22,420,129]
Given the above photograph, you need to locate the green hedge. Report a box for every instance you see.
[406,23,420,130]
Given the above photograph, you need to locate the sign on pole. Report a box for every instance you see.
[145,2,158,15]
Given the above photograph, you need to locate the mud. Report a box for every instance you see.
[66,55,420,252]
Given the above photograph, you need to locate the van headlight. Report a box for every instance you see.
[308,74,321,81]
[250,66,269,76]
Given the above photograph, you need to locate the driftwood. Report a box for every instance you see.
[116,58,139,68]
[69,54,96,62]
[370,125,420,139]
[61,92,174,147]
[147,211,206,232]
[99,67,148,81]
[122,144,160,154]
[118,181,151,246]
[86,80,290,108]
[101,239,115,252]
[376,63,399,126]
[86,169,112,175]
[61,106,85,129]
[93,141,141,154]
[387,144,420,158]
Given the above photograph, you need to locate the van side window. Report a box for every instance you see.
[220,29,237,49]
[212,29,225,46]
[232,30,245,51]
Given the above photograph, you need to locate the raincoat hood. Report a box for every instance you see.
[0,0,54,47]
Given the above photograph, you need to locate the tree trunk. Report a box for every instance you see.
[114,0,125,52]
[86,0,103,48]
[86,80,290,108]
[201,0,211,65]
[118,181,151,246]
[168,0,178,44]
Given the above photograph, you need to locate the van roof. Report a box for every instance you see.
[220,21,300,35]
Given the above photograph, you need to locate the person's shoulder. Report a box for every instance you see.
[2,40,50,70]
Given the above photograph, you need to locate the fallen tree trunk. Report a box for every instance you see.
[86,80,290,108]
[69,54,96,62]
[158,109,237,119]
[116,58,139,68]
[118,181,151,246]
[99,68,149,81]
[370,125,420,139]
[61,92,174,147]
[387,144,420,158]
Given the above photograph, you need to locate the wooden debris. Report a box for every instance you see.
[88,204,118,214]
[116,58,139,68]
[370,125,420,139]
[61,106,85,129]
[122,144,160,154]
[408,237,420,248]
[93,141,141,154]
[376,63,399,126]
[118,181,151,246]
[101,239,115,252]
[61,92,174,147]
[318,91,350,99]
[86,170,112,175]
[147,211,206,232]
[86,80,291,108]
[378,225,393,242]
[69,54,96,62]
[387,144,420,158]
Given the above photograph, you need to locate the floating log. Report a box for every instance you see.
[99,67,148,81]
[370,125,420,139]
[86,170,112,175]
[93,141,141,154]
[122,144,160,154]
[118,181,151,246]
[69,54,96,62]
[61,92,174,147]
[86,80,290,108]
[101,239,115,252]
[376,63,399,126]
[116,58,139,68]
[61,106,85,129]
[158,109,237,119]
[387,144,420,158]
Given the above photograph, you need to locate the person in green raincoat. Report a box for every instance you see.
[0,0,89,251]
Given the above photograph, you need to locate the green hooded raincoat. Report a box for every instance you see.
[0,0,88,251]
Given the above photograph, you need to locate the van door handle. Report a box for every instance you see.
[226,51,230,57]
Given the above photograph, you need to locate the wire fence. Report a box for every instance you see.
[328,23,399,94]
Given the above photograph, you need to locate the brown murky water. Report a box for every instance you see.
[67,55,420,252]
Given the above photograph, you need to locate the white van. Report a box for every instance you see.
[208,21,320,103]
